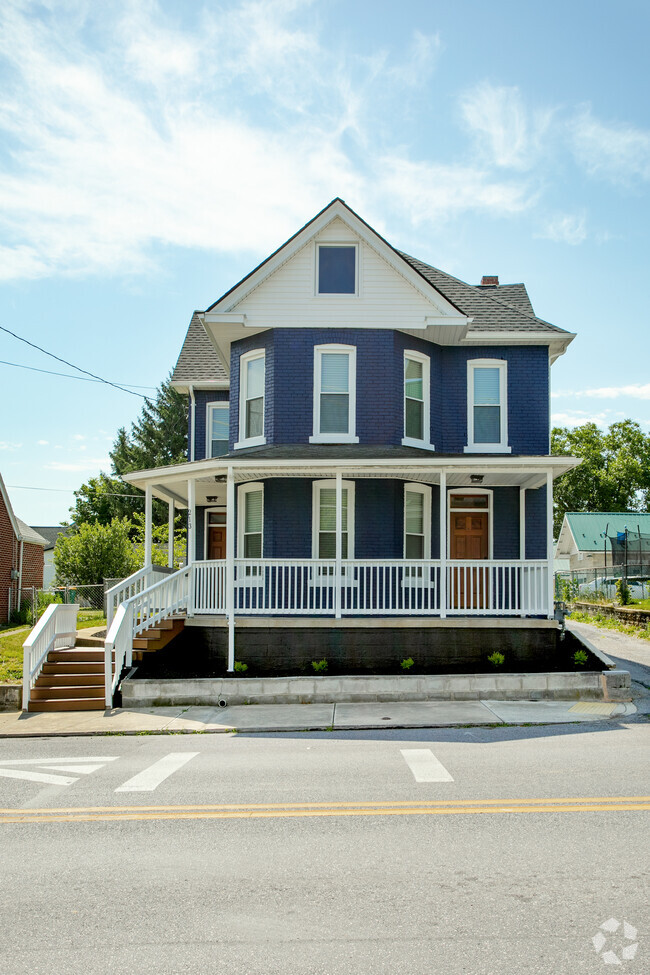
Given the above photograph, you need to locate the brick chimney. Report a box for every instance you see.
[480,275,499,286]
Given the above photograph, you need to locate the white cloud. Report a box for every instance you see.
[536,212,587,245]
[460,82,553,170]
[571,106,650,183]
[551,410,611,428]
[0,441,22,450]
[0,1,533,280]
[556,383,650,401]
[36,439,49,445]
[45,457,111,472]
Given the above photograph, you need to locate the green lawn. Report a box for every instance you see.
[568,610,650,641]
[0,611,106,683]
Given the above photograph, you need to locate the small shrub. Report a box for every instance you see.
[311,658,328,673]
[37,591,63,615]
[559,578,580,602]
[616,579,631,606]
[400,656,415,670]
[487,651,505,668]
[573,649,588,667]
[233,661,248,674]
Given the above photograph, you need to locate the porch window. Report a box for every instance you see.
[317,245,357,294]
[236,350,265,449]
[403,351,431,448]
[312,480,355,559]
[465,359,510,453]
[207,402,229,458]
[238,483,264,557]
[404,484,431,559]
[310,345,358,444]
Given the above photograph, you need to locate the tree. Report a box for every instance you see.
[551,420,650,535]
[53,519,137,586]
[69,376,188,529]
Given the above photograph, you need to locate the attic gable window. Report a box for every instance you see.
[317,245,357,294]
[464,359,511,454]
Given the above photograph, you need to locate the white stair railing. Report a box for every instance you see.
[105,565,174,628]
[104,565,191,707]
[22,603,79,711]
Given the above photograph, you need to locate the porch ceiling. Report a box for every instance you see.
[123,454,580,508]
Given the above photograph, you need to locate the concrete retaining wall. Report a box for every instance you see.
[573,601,650,627]
[0,684,21,711]
[121,669,631,708]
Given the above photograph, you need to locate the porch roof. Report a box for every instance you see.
[122,448,580,509]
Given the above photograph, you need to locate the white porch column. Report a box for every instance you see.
[187,478,196,618]
[335,471,342,619]
[439,470,447,619]
[519,487,526,617]
[546,470,554,619]
[226,466,235,671]
[144,484,153,568]
[167,500,175,568]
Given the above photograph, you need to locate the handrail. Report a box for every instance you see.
[105,565,171,627]
[22,603,79,711]
[104,565,191,706]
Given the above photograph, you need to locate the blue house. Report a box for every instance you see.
[105,199,579,698]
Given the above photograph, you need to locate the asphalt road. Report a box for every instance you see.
[0,719,648,975]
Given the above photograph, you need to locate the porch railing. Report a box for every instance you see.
[105,565,173,628]
[189,559,548,616]
[22,603,79,710]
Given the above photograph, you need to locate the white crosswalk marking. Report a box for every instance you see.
[0,756,119,787]
[115,752,198,793]
[400,748,454,783]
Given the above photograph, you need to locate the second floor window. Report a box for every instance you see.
[207,403,229,457]
[310,345,358,444]
[466,359,510,452]
[237,350,265,448]
[403,351,431,448]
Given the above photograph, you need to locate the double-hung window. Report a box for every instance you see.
[402,351,431,448]
[312,480,355,560]
[236,350,265,448]
[465,359,510,453]
[206,402,229,458]
[310,345,358,443]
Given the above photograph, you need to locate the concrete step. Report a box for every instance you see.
[75,635,105,648]
[28,698,106,712]
[31,684,104,700]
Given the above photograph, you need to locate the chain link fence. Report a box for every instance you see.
[7,583,108,627]
[555,565,650,603]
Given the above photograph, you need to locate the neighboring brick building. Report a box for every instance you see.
[0,473,47,623]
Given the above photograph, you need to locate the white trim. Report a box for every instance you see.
[310,344,359,444]
[447,487,493,560]
[315,241,359,297]
[403,483,432,559]
[464,359,510,454]
[206,401,230,458]
[203,506,227,560]
[311,479,355,559]
[235,349,266,449]
[237,482,264,558]
[188,385,196,462]
[402,349,433,450]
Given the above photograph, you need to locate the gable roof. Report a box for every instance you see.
[556,511,650,555]
[0,474,48,547]
[30,526,71,551]
[171,312,228,388]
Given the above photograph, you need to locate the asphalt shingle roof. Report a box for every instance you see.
[171,312,228,385]
[15,519,48,547]
[30,526,71,551]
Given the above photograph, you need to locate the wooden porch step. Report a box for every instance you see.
[36,673,104,687]
[75,635,106,648]
[30,684,104,700]
[48,648,108,663]
[133,619,185,651]
[42,661,104,675]
[28,698,105,712]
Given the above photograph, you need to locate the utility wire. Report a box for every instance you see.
[0,358,156,390]
[8,484,144,498]
[0,324,149,399]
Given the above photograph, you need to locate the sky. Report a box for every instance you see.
[0,0,649,526]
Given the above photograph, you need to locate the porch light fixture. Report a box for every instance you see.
[214,475,227,482]
[470,474,484,484]
[206,496,220,502]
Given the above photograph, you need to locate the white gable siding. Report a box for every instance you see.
[229,217,444,329]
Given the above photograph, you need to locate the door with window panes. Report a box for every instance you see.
[449,493,489,609]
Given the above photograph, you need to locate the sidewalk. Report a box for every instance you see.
[0,698,636,737]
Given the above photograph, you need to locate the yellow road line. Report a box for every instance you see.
[0,801,648,824]
[1,796,648,815]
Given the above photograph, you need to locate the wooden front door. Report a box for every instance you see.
[208,527,227,560]
[450,507,489,609]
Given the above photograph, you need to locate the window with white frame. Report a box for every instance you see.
[206,402,229,458]
[317,244,357,294]
[310,345,358,443]
[238,483,263,558]
[465,359,510,452]
[236,350,265,448]
[403,351,431,448]
[404,484,431,559]
[312,480,355,559]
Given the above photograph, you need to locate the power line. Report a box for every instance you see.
[0,358,156,390]
[0,324,149,399]
[8,484,144,498]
